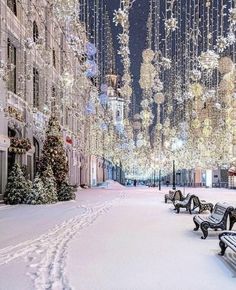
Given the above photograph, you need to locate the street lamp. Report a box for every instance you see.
[172,160,176,190]
[158,168,161,191]
[166,138,184,191]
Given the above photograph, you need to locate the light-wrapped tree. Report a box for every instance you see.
[4,163,30,205]
[38,115,69,188]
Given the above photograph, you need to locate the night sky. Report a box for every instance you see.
[104,0,150,112]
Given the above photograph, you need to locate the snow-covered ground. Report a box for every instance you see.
[0,182,236,290]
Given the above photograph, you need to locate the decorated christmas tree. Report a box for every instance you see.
[58,181,76,201]
[38,115,69,187]
[25,174,46,205]
[41,165,58,203]
[4,163,30,205]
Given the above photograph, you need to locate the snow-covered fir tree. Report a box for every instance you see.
[25,174,47,205]
[58,181,76,201]
[41,165,58,203]
[4,163,31,205]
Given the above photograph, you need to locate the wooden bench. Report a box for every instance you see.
[219,231,236,256]
[192,195,214,214]
[229,209,236,230]
[174,193,193,213]
[193,203,234,239]
[165,190,184,204]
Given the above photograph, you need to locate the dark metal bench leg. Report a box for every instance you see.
[229,216,236,230]
[200,223,209,239]
[219,241,227,256]
[193,220,199,231]
[210,204,213,213]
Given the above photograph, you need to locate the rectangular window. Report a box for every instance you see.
[65,108,69,126]
[33,67,40,108]
[53,49,56,68]
[7,0,17,16]
[7,39,16,93]
[51,86,56,114]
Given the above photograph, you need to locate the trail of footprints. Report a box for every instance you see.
[0,192,125,290]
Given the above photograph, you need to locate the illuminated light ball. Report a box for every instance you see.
[156,123,163,131]
[153,92,165,104]
[190,83,203,98]
[133,113,141,120]
[133,121,141,130]
[230,108,236,120]
[164,139,171,150]
[170,128,176,136]
[120,85,132,98]
[136,139,143,148]
[219,79,234,96]
[122,73,131,83]
[218,57,234,75]
[141,99,150,109]
[162,128,170,136]
[203,126,212,138]
[199,50,219,70]
[137,133,143,139]
[215,102,222,110]
[142,49,155,63]
[163,118,170,127]
[204,118,211,127]
[192,119,201,129]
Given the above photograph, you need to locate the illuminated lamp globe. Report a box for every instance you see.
[154,92,164,104]
[218,57,234,75]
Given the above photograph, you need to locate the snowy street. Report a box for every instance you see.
[0,182,236,290]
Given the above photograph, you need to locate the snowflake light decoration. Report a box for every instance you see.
[216,36,228,53]
[165,17,178,33]
[199,50,219,71]
[113,8,128,27]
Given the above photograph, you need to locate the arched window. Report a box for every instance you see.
[33,21,39,43]
[7,0,17,16]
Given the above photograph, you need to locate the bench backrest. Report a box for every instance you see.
[210,203,234,223]
[182,193,192,204]
[173,190,183,200]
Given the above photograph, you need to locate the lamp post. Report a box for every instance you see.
[159,169,161,191]
[154,169,156,187]
[173,160,176,190]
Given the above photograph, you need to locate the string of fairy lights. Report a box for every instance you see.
[2,0,236,179]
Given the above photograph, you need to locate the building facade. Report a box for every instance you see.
[0,0,116,199]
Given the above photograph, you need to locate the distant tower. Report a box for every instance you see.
[106,74,124,128]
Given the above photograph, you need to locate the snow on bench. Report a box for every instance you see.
[193,202,234,239]
[219,231,236,256]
